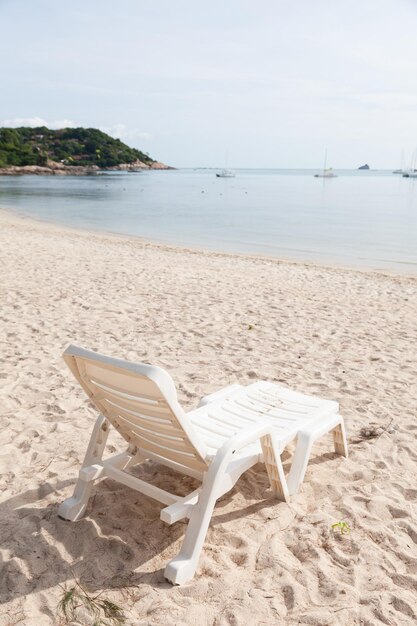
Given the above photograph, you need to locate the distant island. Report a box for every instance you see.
[358,164,370,170]
[0,126,171,175]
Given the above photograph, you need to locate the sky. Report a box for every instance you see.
[1,0,417,168]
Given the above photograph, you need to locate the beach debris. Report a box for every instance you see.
[351,418,396,444]
[248,324,254,330]
[57,580,125,625]
[331,521,351,535]
[360,427,379,439]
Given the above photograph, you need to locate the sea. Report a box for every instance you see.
[1,168,417,273]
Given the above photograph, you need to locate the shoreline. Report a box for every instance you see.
[0,162,173,177]
[2,205,416,281]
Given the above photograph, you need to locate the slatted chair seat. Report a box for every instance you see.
[58,345,348,585]
[189,381,339,457]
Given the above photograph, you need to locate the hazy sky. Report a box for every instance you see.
[1,0,417,168]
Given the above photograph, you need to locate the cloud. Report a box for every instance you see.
[0,117,77,129]
[101,123,152,141]
[101,123,127,137]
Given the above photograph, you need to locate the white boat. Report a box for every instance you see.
[314,167,337,178]
[401,150,417,177]
[216,168,235,178]
[314,149,337,178]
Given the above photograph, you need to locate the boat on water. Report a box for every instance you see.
[314,168,337,178]
[216,169,235,178]
[399,149,417,177]
[314,149,337,178]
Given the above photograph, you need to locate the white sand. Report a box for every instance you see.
[1,208,416,626]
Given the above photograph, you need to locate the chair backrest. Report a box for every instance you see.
[63,345,209,474]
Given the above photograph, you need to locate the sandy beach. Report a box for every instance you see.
[1,207,417,626]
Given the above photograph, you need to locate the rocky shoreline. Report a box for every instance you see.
[0,159,173,176]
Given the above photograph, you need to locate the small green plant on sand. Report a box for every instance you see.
[57,580,125,626]
[331,521,351,535]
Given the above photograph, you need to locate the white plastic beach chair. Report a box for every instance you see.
[58,345,348,585]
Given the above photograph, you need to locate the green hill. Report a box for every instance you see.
[0,126,155,168]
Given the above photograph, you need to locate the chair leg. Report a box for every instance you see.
[58,414,109,521]
[286,415,348,496]
[261,434,289,502]
[333,419,348,457]
[286,431,314,496]
[164,460,226,585]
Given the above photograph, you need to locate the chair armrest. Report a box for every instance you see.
[214,422,273,463]
[210,423,289,502]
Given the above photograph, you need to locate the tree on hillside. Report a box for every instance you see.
[0,127,155,168]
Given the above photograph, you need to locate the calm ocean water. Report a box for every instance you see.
[1,168,417,273]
